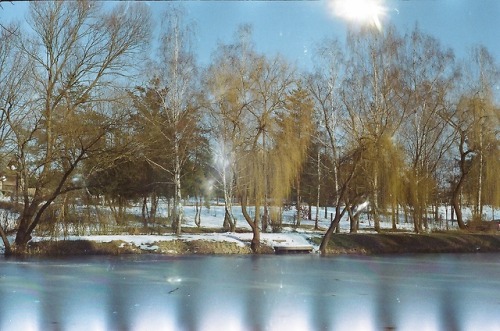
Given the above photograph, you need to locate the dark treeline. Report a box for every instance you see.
[0,2,498,254]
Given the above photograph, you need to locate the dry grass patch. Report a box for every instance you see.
[319,233,500,255]
[27,240,142,256]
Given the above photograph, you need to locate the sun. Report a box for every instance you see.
[328,0,387,31]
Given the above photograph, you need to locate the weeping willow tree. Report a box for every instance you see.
[482,125,500,219]
[268,86,314,230]
[203,25,313,247]
[203,40,247,232]
[377,136,406,230]
[444,46,499,228]
[237,73,313,252]
[458,49,500,222]
[355,133,405,231]
[460,96,499,221]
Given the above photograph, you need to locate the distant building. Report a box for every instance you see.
[0,174,16,196]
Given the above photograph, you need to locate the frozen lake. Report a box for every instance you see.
[0,253,499,331]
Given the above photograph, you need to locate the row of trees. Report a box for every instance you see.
[0,2,498,254]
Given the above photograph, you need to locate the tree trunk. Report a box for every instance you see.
[241,192,260,253]
[223,206,236,232]
[262,132,268,233]
[296,177,301,227]
[319,205,347,254]
[452,188,467,230]
[315,148,321,230]
[372,168,381,232]
[347,206,358,233]
[391,198,397,231]
[194,196,201,227]
[319,148,362,253]
[142,195,149,228]
[0,225,12,256]
[222,163,236,232]
[475,123,484,221]
[14,197,57,253]
[453,134,471,230]
[14,204,38,251]
[172,149,183,235]
[150,192,158,224]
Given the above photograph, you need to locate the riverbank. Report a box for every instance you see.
[316,232,500,255]
[17,232,500,256]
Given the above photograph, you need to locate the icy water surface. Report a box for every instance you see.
[0,253,499,331]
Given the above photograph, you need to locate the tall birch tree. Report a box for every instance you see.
[147,5,199,234]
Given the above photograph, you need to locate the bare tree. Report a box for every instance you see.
[129,78,203,234]
[4,1,151,253]
[341,27,408,232]
[306,37,345,230]
[318,142,366,253]
[141,5,199,235]
[0,22,30,253]
[398,27,457,232]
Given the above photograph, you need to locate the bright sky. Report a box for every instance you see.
[1,0,499,69]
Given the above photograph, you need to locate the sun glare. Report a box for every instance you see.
[329,0,387,31]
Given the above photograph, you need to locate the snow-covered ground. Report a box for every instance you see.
[1,201,498,255]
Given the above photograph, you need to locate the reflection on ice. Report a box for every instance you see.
[0,254,499,331]
[166,276,182,284]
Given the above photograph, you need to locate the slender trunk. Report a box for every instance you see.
[142,195,148,228]
[315,148,321,230]
[150,192,158,224]
[347,204,357,233]
[296,177,301,227]
[118,197,126,226]
[391,198,397,231]
[372,164,381,232]
[452,176,467,230]
[453,134,470,230]
[194,196,201,227]
[413,209,420,234]
[167,198,172,219]
[241,192,260,253]
[402,203,408,224]
[222,165,235,231]
[423,203,429,230]
[476,125,483,221]
[59,193,68,238]
[452,195,465,230]
[262,134,268,233]
[323,104,339,208]
[172,148,183,235]
[197,196,202,226]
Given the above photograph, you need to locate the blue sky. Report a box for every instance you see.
[1,0,499,70]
